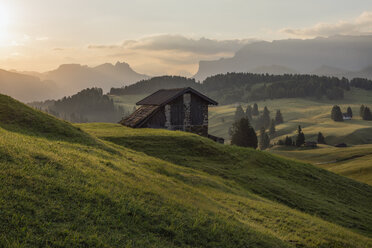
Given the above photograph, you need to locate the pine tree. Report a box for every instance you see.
[347,106,353,118]
[360,105,365,117]
[275,110,284,124]
[246,105,252,120]
[234,105,245,121]
[230,118,258,149]
[262,106,271,129]
[284,136,293,146]
[317,132,326,144]
[269,119,276,137]
[252,103,259,116]
[259,127,270,150]
[296,125,305,147]
[363,106,372,121]
[331,105,343,122]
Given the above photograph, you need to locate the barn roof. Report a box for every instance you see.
[136,87,218,106]
[119,105,160,128]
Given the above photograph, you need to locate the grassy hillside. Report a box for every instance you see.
[0,94,97,145]
[209,88,372,144]
[83,124,372,235]
[1,94,372,247]
[270,144,372,185]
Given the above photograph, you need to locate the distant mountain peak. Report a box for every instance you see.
[115,61,130,67]
[40,61,148,99]
[194,35,372,80]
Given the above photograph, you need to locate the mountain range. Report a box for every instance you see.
[1,62,148,102]
[194,35,372,80]
[0,69,58,102]
[2,35,372,102]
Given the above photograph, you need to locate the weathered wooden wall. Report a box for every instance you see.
[145,107,166,128]
[143,92,209,136]
[170,96,185,130]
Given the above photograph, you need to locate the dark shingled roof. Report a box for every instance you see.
[119,105,160,128]
[136,87,217,106]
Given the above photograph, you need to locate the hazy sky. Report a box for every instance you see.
[0,0,372,75]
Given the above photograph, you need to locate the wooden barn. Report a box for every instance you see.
[120,87,218,137]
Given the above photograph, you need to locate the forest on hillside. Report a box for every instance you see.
[30,88,127,123]
[110,76,201,95]
[109,73,370,104]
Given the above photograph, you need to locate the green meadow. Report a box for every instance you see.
[208,88,372,144]
[270,144,372,186]
[207,87,372,187]
[0,94,372,247]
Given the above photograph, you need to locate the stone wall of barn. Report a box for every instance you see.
[184,93,208,136]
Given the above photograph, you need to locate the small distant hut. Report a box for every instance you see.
[335,143,348,148]
[120,87,220,139]
[342,113,352,120]
[304,141,318,148]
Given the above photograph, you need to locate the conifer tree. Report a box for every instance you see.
[246,105,252,120]
[234,105,245,121]
[363,106,372,121]
[317,132,326,144]
[331,105,343,122]
[275,110,284,124]
[252,103,259,116]
[347,106,353,118]
[262,106,271,129]
[269,119,276,137]
[259,127,270,150]
[296,125,305,147]
[230,118,258,148]
[284,136,293,146]
[360,105,366,117]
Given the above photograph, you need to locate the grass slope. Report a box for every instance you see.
[0,94,372,247]
[82,124,372,237]
[270,144,372,185]
[0,94,96,145]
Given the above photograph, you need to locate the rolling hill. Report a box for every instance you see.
[208,88,372,144]
[0,93,371,247]
[207,88,372,186]
[0,69,58,102]
[2,61,148,102]
[43,62,148,98]
[270,144,372,186]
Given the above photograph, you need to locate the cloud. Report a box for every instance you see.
[36,37,49,41]
[281,11,372,38]
[85,35,258,76]
[122,35,255,55]
[89,34,256,55]
[88,44,120,49]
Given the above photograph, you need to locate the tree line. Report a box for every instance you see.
[33,88,127,123]
[110,73,359,104]
[230,103,284,150]
[350,78,372,91]
[331,105,372,121]
[109,76,201,95]
[230,103,332,149]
